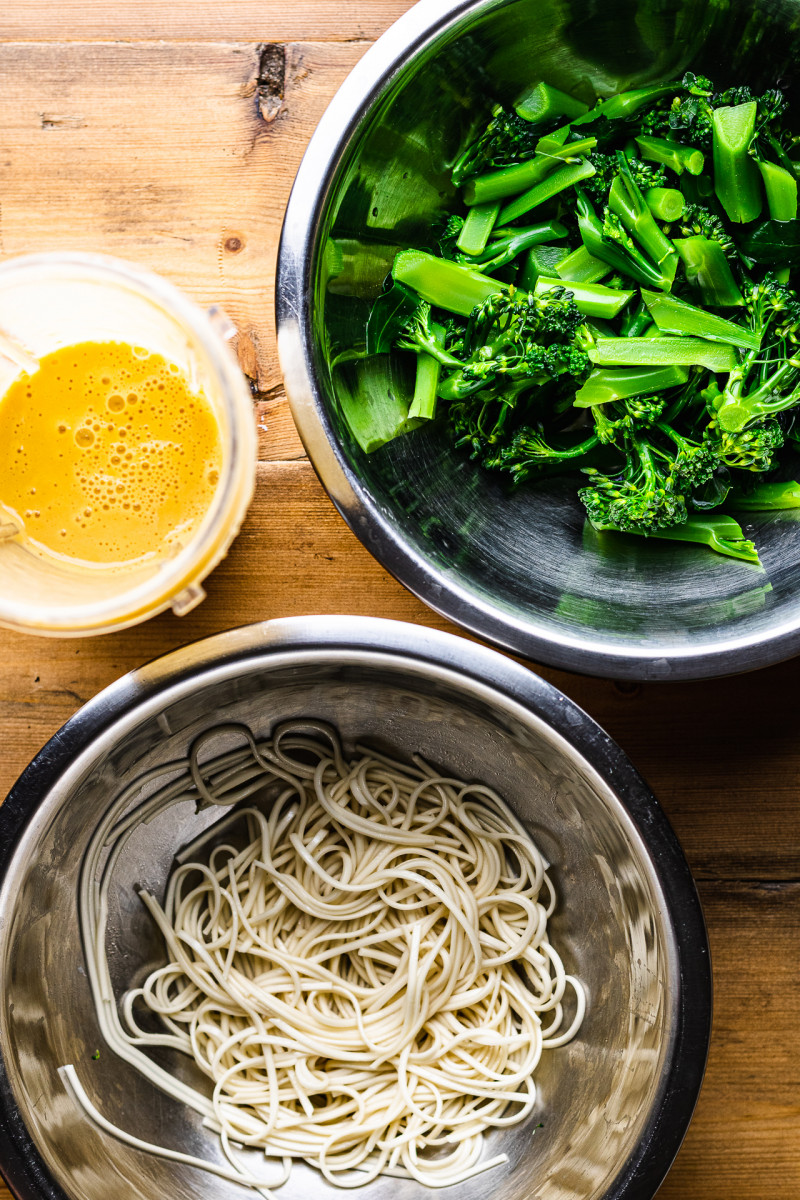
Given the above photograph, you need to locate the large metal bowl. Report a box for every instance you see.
[0,617,709,1200]
[277,0,800,680]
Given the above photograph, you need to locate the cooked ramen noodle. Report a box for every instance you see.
[70,721,585,1192]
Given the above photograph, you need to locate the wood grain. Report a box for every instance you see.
[0,10,798,1200]
[0,2,415,42]
[0,40,364,392]
[658,881,800,1198]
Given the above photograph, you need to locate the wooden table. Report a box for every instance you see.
[0,4,798,1197]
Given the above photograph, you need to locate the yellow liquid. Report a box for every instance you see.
[0,341,223,566]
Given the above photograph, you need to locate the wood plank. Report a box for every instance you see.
[0,41,365,394]
[0,459,798,883]
[0,17,797,1200]
[0,2,414,43]
[658,881,800,1199]
[0,461,456,802]
[548,662,800,883]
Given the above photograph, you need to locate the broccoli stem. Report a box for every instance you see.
[634,134,705,176]
[576,189,673,292]
[717,361,800,431]
[574,364,690,406]
[587,81,683,120]
[590,513,761,563]
[587,336,738,372]
[555,244,610,284]
[545,82,683,148]
[728,481,800,510]
[620,299,653,338]
[537,84,681,152]
[756,160,798,221]
[535,126,570,155]
[535,276,634,318]
[518,244,569,290]
[681,174,716,204]
[463,137,597,205]
[673,236,744,308]
[478,219,567,254]
[515,81,588,123]
[467,220,568,273]
[499,158,596,225]
[608,170,679,282]
[645,187,684,222]
[393,249,504,317]
[712,102,763,223]
[456,202,501,255]
[408,321,446,421]
[641,288,758,348]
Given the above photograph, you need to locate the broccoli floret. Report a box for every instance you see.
[679,203,736,258]
[749,273,800,344]
[484,427,600,484]
[583,152,666,202]
[438,291,592,460]
[395,300,464,368]
[683,72,714,96]
[439,291,590,402]
[714,274,800,432]
[464,288,585,351]
[640,73,715,148]
[639,75,789,155]
[591,396,666,443]
[451,105,541,185]
[656,420,718,487]
[707,418,785,472]
[436,214,465,259]
[579,434,688,532]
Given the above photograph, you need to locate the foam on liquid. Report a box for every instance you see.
[0,341,223,567]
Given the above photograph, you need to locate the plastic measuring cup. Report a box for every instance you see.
[0,252,257,636]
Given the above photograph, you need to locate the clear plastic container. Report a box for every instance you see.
[0,252,257,636]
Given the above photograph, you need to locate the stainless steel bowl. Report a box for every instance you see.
[277,0,800,680]
[0,617,709,1200]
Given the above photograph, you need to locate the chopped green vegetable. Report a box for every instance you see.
[408,321,446,421]
[463,138,597,205]
[518,244,570,290]
[356,72,800,567]
[535,276,634,318]
[635,134,704,175]
[641,289,758,348]
[555,244,610,284]
[673,236,744,308]
[392,250,505,317]
[587,336,738,372]
[514,81,588,124]
[645,187,684,222]
[590,513,761,563]
[574,364,690,406]
[713,102,763,223]
[456,202,501,255]
[756,160,798,221]
[499,158,596,225]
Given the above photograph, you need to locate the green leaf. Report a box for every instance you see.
[589,513,761,563]
[738,220,800,266]
[728,481,800,510]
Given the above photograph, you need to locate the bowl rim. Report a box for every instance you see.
[275,0,800,682]
[0,615,710,1200]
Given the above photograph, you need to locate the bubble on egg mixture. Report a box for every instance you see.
[0,341,222,565]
